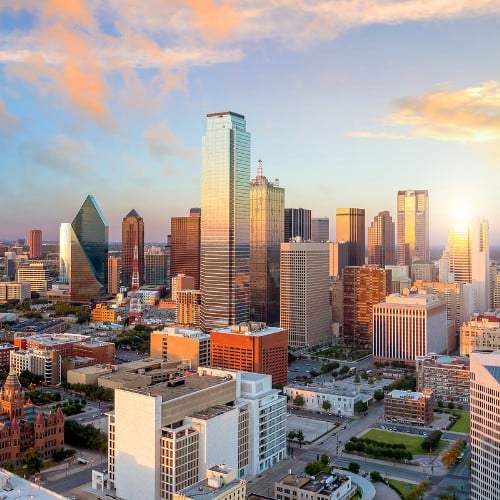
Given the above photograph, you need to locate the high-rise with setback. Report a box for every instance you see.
[28,229,42,259]
[200,112,250,332]
[368,211,395,267]
[121,209,144,289]
[336,208,365,266]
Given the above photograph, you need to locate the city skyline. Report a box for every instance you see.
[1,3,500,244]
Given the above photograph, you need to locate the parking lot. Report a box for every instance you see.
[287,413,339,443]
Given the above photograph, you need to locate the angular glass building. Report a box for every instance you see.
[70,195,108,303]
[200,111,250,332]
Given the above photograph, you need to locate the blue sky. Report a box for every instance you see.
[1,1,500,244]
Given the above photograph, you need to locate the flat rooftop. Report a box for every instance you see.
[286,382,358,398]
[190,404,235,420]
[389,390,427,400]
[178,476,242,500]
[279,472,349,494]
[214,324,286,337]
[0,469,65,499]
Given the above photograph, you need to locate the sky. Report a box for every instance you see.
[1,1,500,245]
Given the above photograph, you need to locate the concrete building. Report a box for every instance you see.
[108,368,286,499]
[145,249,169,287]
[280,240,331,347]
[210,323,288,387]
[91,303,126,324]
[107,256,120,295]
[150,327,210,369]
[0,282,30,304]
[336,208,365,266]
[275,471,354,500]
[171,274,195,302]
[13,332,90,358]
[373,290,449,365]
[368,211,396,267]
[460,315,500,356]
[342,266,391,345]
[470,351,500,499]
[328,242,349,278]
[10,348,61,385]
[176,289,201,327]
[28,229,42,259]
[411,260,437,283]
[67,364,114,385]
[384,389,434,426]
[15,262,51,294]
[416,354,470,405]
[175,465,246,500]
[384,265,411,294]
[311,217,330,243]
[250,161,284,324]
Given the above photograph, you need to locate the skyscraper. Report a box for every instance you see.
[397,190,429,267]
[28,229,42,259]
[444,218,489,314]
[284,208,311,241]
[368,211,395,267]
[170,209,201,289]
[121,209,144,290]
[59,223,71,284]
[69,195,108,303]
[200,112,250,332]
[107,256,120,295]
[311,217,329,242]
[336,208,365,266]
[250,160,284,324]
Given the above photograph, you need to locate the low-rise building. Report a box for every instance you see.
[10,348,61,385]
[275,472,354,500]
[416,354,470,404]
[460,315,500,355]
[91,303,126,323]
[0,282,31,304]
[384,389,434,426]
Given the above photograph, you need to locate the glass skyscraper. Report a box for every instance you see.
[121,209,145,290]
[69,195,108,303]
[59,223,72,284]
[200,111,250,332]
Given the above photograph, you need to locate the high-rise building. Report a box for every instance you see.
[200,112,250,332]
[107,256,120,295]
[121,209,144,290]
[311,217,329,242]
[250,160,284,324]
[411,260,436,282]
[171,274,196,301]
[460,315,500,356]
[69,195,108,303]
[59,223,71,284]
[210,322,288,387]
[328,241,349,278]
[397,190,429,268]
[443,218,490,314]
[335,208,365,266]
[373,290,448,365]
[342,266,392,345]
[368,211,395,267]
[170,209,201,289]
[16,262,51,294]
[284,208,311,241]
[144,248,168,286]
[28,229,42,259]
[280,240,330,347]
[470,350,500,499]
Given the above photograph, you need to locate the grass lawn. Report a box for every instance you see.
[448,410,470,433]
[388,479,415,497]
[361,429,446,455]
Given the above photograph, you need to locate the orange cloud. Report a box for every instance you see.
[390,81,500,142]
[346,131,408,140]
[40,0,96,27]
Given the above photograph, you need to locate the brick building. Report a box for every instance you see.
[384,389,434,426]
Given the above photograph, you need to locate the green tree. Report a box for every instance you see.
[447,401,455,410]
[370,471,383,482]
[348,461,360,474]
[322,399,331,412]
[354,374,360,383]
[319,454,329,466]
[296,429,304,448]
[304,461,322,476]
[437,400,444,408]
[293,394,305,407]
[21,447,43,473]
[354,401,368,413]
[405,481,432,500]
[374,389,384,401]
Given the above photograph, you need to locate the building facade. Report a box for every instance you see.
[368,211,396,267]
[176,289,201,327]
[0,282,31,304]
[28,229,42,259]
[10,348,61,385]
[311,217,330,243]
[336,208,365,266]
[16,262,51,294]
[275,472,353,500]
[460,315,500,356]
[107,256,120,295]
[284,208,311,242]
[328,241,349,278]
[145,248,168,286]
[280,241,331,347]
[384,389,434,426]
[200,112,250,332]
[121,209,145,290]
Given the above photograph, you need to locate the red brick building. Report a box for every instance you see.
[210,323,288,387]
[73,340,115,364]
[0,372,64,464]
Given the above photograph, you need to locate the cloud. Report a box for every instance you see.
[346,130,408,140]
[390,81,500,142]
[0,97,19,133]
[144,122,198,163]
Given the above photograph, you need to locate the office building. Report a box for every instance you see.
[280,240,331,347]
[470,351,500,499]
[311,217,329,243]
[15,261,51,294]
[171,274,195,302]
[108,368,287,499]
[384,389,434,426]
[59,222,71,284]
[107,256,120,295]
[150,326,210,369]
[121,209,144,290]
[397,190,429,268]
[416,354,470,405]
[385,265,411,293]
[284,208,311,241]
[91,303,125,324]
[275,471,353,500]
[460,315,500,356]
[443,218,490,314]
[0,282,31,304]
[373,290,448,365]
[176,289,201,327]
[200,112,250,332]
[210,323,288,386]
[250,160,284,324]
[336,208,365,266]
[170,209,201,289]
[328,241,349,278]
[368,211,396,267]
[10,348,61,385]
[342,265,391,345]
[411,260,437,282]
[28,229,42,259]
[145,247,168,286]
[69,195,108,303]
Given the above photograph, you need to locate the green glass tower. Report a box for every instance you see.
[70,195,108,303]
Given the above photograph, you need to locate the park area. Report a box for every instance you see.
[447,410,470,433]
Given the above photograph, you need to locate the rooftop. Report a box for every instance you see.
[214,323,286,337]
[190,404,235,420]
[279,472,350,494]
[388,390,429,400]
[0,469,66,499]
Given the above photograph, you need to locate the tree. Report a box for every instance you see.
[437,400,444,408]
[322,399,331,412]
[287,430,297,440]
[354,374,360,383]
[354,401,368,413]
[296,429,304,448]
[348,461,360,474]
[21,447,43,473]
[447,401,455,410]
[405,481,432,500]
[319,453,329,466]
[293,394,305,407]
[304,461,322,476]
[370,471,383,482]
[374,389,384,401]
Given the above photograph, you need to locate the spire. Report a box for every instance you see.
[35,412,44,425]
[125,208,141,218]
[257,159,263,178]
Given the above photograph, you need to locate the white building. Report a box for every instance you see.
[9,348,61,385]
[108,368,286,500]
[16,262,51,294]
[470,351,500,499]
[280,240,331,347]
[0,282,31,304]
[373,290,449,365]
